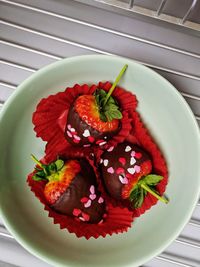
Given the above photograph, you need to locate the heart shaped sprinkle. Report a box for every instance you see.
[83,129,90,137]
[125,146,131,152]
[73,139,80,144]
[134,165,141,173]
[130,157,136,165]
[90,194,96,200]
[70,128,76,132]
[107,167,114,174]
[82,212,90,222]
[119,175,128,184]
[116,167,124,174]
[80,197,89,203]
[66,130,72,138]
[99,141,107,146]
[135,152,142,159]
[73,208,81,217]
[131,151,136,157]
[88,136,95,143]
[107,146,114,152]
[73,135,81,141]
[67,124,72,130]
[98,197,104,204]
[103,159,109,166]
[100,158,103,164]
[119,157,126,165]
[127,168,135,175]
[83,144,91,147]
[90,185,95,194]
[84,199,92,208]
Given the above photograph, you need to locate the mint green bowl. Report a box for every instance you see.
[0,55,200,267]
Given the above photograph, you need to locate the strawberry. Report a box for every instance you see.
[100,143,168,209]
[31,155,105,223]
[65,65,128,147]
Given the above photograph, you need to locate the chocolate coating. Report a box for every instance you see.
[52,159,105,223]
[100,142,151,200]
[65,105,120,147]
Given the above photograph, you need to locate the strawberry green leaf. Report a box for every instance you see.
[55,159,64,171]
[141,174,163,186]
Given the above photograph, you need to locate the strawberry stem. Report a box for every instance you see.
[141,183,169,204]
[31,154,48,176]
[103,64,128,106]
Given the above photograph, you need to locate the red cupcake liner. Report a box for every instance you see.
[32,82,137,154]
[27,149,134,239]
[95,110,168,218]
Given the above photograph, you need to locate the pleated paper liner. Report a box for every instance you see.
[32,82,137,154]
[95,110,169,218]
[27,149,134,239]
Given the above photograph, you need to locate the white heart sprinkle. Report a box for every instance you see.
[83,129,90,137]
[119,175,128,184]
[84,199,92,208]
[100,159,103,164]
[83,144,91,147]
[99,141,107,146]
[130,157,136,165]
[70,128,76,132]
[103,159,109,166]
[125,146,131,152]
[107,146,114,152]
[127,168,135,175]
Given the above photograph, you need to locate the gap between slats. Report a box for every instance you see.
[0,20,200,81]
[1,0,200,59]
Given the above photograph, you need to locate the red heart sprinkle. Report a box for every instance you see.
[73,208,81,217]
[135,152,142,159]
[119,157,126,165]
[80,197,89,203]
[116,167,124,174]
[82,212,90,222]
[88,136,95,143]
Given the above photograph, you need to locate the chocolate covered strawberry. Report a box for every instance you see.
[31,155,105,223]
[65,65,128,147]
[100,143,168,209]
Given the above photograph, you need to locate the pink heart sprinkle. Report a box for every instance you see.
[107,146,114,152]
[79,217,85,222]
[67,124,72,130]
[90,194,96,200]
[74,135,81,141]
[119,175,128,184]
[84,199,92,208]
[88,136,95,143]
[90,185,95,194]
[107,167,114,174]
[119,157,126,166]
[80,197,89,203]
[83,144,91,147]
[116,167,124,174]
[134,165,141,173]
[131,151,136,157]
[67,130,72,138]
[98,197,104,204]
[82,212,90,222]
[73,208,81,217]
